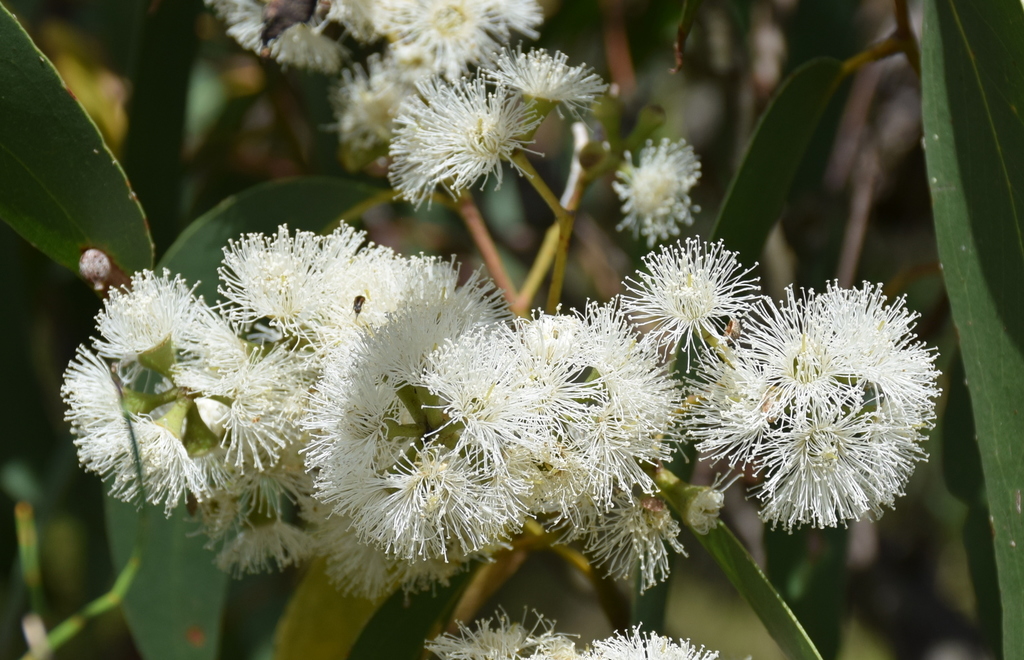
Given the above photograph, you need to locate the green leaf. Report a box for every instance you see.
[921,1,1024,657]
[711,58,844,267]
[657,470,822,660]
[764,527,846,660]
[348,569,473,660]
[941,353,1001,655]
[694,524,824,660]
[105,498,228,660]
[159,176,391,301]
[0,3,152,276]
[274,559,384,660]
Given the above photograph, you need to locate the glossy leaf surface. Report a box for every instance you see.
[922,0,1024,656]
[0,3,152,276]
[105,498,228,660]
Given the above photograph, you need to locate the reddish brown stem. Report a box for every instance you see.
[457,193,516,304]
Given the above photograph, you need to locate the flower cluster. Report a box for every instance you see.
[305,297,686,592]
[613,139,703,248]
[64,225,693,593]
[208,0,707,246]
[624,240,940,530]
[683,282,940,530]
[428,614,720,660]
[63,227,939,593]
[206,0,542,76]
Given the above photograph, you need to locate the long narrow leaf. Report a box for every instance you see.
[921,1,1024,657]
[693,525,824,660]
[657,470,822,660]
[711,58,843,267]
[105,498,228,660]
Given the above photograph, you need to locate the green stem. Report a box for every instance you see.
[840,37,912,79]
[34,546,141,657]
[512,151,571,221]
[512,223,561,315]
[19,490,148,660]
[510,151,577,314]
[385,420,426,439]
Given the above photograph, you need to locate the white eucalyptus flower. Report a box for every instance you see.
[577,492,686,592]
[389,76,542,206]
[326,0,383,42]
[304,267,514,562]
[685,353,772,466]
[428,613,577,660]
[570,301,681,505]
[484,47,607,116]
[207,0,345,74]
[217,224,366,338]
[332,54,415,160]
[94,269,203,360]
[613,139,702,247]
[585,629,719,660]
[755,390,927,530]
[688,281,939,530]
[62,346,227,515]
[622,238,760,360]
[377,0,543,81]
[215,519,312,575]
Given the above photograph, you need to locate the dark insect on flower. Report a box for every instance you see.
[261,0,317,45]
[353,295,366,316]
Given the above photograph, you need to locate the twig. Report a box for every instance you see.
[509,152,576,313]
[456,193,517,304]
[892,0,921,77]
[840,37,911,79]
[512,224,560,315]
[18,530,143,660]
